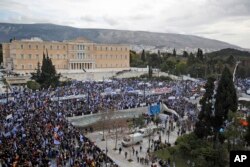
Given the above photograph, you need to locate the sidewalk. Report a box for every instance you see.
[86,124,180,167]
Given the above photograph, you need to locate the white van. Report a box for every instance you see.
[122,133,143,147]
[137,126,157,137]
[138,128,153,137]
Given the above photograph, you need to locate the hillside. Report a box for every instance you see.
[0,23,242,53]
[205,48,250,58]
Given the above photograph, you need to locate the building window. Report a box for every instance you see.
[36,45,38,49]
[116,55,117,59]
[50,45,52,50]
[63,46,65,49]
[78,45,84,50]
[106,47,108,51]
[28,54,32,59]
[43,45,45,49]
[22,65,24,69]
[29,45,31,49]
[50,54,53,59]
[57,46,59,50]
[57,54,60,59]
[21,45,23,49]
[36,54,39,59]
[111,47,112,51]
[125,55,127,59]
[21,54,24,59]
[64,54,66,59]
[121,47,123,51]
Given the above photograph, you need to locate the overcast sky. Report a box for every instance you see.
[0,0,250,48]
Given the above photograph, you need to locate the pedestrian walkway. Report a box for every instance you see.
[86,123,181,167]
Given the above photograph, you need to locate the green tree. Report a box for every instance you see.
[187,52,196,66]
[195,77,215,138]
[31,51,60,88]
[27,80,41,91]
[130,50,144,67]
[0,44,2,65]
[226,55,236,66]
[245,116,250,145]
[173,48,176,57]
[141,49,146,62]
[183,51,189,58]
[214,67,238,131]
[175,62,187,75]
[197,48,204,61]
[134,115,145,128]
[148,65,153,78]
[147,53,161,68]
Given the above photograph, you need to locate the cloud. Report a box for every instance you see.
[0,0,249,48]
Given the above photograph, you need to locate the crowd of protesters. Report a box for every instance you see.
[0,78,204,166]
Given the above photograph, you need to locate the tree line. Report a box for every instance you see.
[130,48,250,79]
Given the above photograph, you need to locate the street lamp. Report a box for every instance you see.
[24,89,28,112]
[105,134,108,167]
[167,129,170,143]
[57,86,60,115]
[143,79,146,103]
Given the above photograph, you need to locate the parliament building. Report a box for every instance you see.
[2,37,130,73]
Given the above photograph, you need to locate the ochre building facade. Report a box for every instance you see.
[2,37,130,72]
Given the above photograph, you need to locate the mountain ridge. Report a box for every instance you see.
[0,23,243,53]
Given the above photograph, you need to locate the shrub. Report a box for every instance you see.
[27,80,41,91]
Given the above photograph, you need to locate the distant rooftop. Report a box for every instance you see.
[20,37,43,42]
[65,37,92,43]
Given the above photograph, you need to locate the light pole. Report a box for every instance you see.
[167,128,170,143]
[105,134,108,167]
[25,89,28,112]
[57,86,60,115]
[144,79,146,103]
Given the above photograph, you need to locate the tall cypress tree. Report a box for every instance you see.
[173,48,176,57]
[214,67,238,131]
[195,77,215,138]
[197,48,204,61]
[32,51,60,88]
[141,49,146,62]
